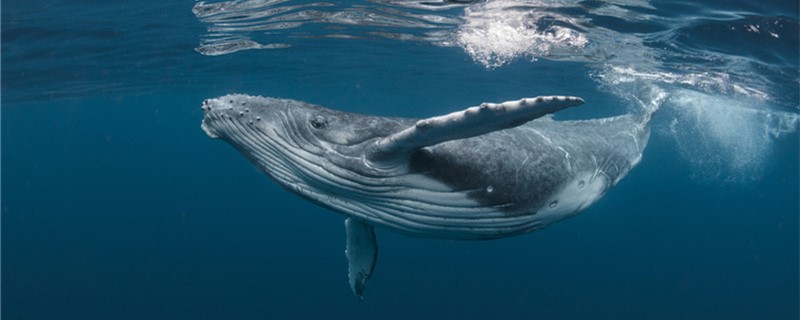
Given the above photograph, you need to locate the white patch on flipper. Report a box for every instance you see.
[536,173,607,225]
[345,218,377,299]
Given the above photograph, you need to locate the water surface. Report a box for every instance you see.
[3,1,798,319]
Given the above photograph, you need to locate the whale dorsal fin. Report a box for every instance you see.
[370,96,584,161]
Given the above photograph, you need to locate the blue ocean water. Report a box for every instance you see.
[2,0,798,319]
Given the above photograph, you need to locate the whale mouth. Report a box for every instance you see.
[200,98,223,138]
[201,111,221,138]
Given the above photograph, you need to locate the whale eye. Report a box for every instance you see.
[309,116,328,130]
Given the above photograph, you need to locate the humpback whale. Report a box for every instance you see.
[201,94,652,298]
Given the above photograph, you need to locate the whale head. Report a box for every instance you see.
[201,94,409,195]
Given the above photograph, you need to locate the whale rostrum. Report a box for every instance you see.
[201,94,651,298]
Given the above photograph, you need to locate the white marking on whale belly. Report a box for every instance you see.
[536,172,607,225]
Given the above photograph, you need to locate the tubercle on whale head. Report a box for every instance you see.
[200,94,288,140]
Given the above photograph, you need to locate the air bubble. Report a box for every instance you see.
[486,186,494,193]
[578,180,585,188]
[549,200,558,208]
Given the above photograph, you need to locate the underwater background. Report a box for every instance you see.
[3,0,798,319]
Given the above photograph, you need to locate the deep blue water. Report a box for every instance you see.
[2,0,799,319]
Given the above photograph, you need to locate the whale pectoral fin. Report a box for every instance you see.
[371,96,584,160]
[345,218,378,299]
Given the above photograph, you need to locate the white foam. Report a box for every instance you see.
[665,89,798,182]
[595,64,798,183]
[603,66,771,101]
[455,0,588,68]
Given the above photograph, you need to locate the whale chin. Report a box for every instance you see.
[201,121,220,139]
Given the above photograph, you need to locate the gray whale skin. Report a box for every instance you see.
[201,94,652,298]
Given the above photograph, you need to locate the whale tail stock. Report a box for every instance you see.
[629,83,669,127]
